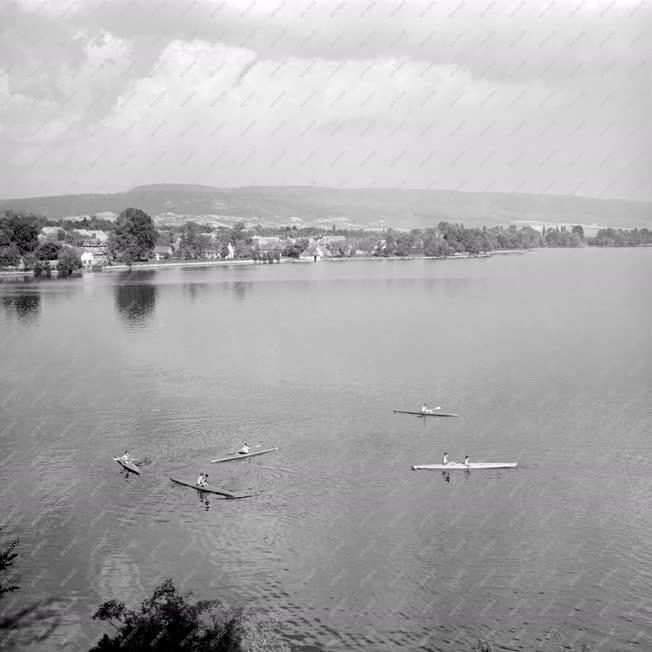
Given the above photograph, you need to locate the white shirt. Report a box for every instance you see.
[464,458,470,466]
[239,445,250,454]
[443,455,448,464]
[196,475,204,486]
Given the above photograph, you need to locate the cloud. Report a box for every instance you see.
[11,0,647,84]
[0,0,649,199]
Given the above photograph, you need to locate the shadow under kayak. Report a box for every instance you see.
[394,410,459,417]
[169,478,252,499]
[210,447,278,464]
[412,462,518,470]
[114,457,140,475]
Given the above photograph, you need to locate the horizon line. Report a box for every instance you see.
[0,182,650,205]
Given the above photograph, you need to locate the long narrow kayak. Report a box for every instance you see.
[114,457,140,475]
[394,410,459,417]
[170,478,251,499]
[210,447,278,464]
[412,462,518,470]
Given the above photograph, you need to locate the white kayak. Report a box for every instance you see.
[411,462,518,471]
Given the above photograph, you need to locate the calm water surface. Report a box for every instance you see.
[0,249,651,651]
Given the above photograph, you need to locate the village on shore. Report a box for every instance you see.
[1,207,650,276]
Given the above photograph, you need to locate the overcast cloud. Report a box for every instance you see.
[1,0,650,199]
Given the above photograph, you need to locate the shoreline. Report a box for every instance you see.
[98,248,533,271]
[0,248,534,277]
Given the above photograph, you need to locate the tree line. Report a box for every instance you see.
[4,206,651,272]
[588,227,652,247]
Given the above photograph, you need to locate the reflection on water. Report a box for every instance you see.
[1,293,40,324]
[183,283,199,302]
[114,272,158,327]
[231,281,246,300]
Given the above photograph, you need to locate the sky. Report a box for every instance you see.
[1,0,650,200]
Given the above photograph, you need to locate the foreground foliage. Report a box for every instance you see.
[0,529,18,598]
[90,579,287,652]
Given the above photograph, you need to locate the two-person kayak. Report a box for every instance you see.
[412,462,518,470]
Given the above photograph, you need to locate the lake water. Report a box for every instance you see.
[1,249,651,651]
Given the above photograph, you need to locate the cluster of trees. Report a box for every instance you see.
[542,225,584,247]
[0,211,82,275]
[588,227,652,247]
[372,223,545,257]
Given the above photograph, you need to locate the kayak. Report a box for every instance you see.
[170,478,251,499]
[114,457,140,475]
[394,410,459,417]
[210,447,278,464]
[412,462,518,470]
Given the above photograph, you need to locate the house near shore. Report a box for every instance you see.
[299,242,328,261]
[79,244,109,268]
[153,245,173,261]
[253,236,286,253]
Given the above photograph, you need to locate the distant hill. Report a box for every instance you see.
[1,184,650,230]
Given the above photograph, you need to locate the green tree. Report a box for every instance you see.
[282,239,308,258]
[178,223,208,259]
[233,239,252,259]
[108,208,157,263]
[57,248,82,276]
[229,222,249,245]
[219,242,231,259]
[0,212,40,255]
[35,241,62,260]
[0,245,21,267]
[33,260,52,278]
[64,231,86,247]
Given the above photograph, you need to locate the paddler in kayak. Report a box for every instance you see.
[464,456,470,467]
[443,452,449,465]
[421,403,441,414]
[238,443,250,455]
[196,473,208,488]
[119,451,133,463]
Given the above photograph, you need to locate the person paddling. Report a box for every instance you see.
[238,442,250,455]
[443,452,449,465]
[196,473,208,488]
[464,456,471,467]
[120,451,132,463]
